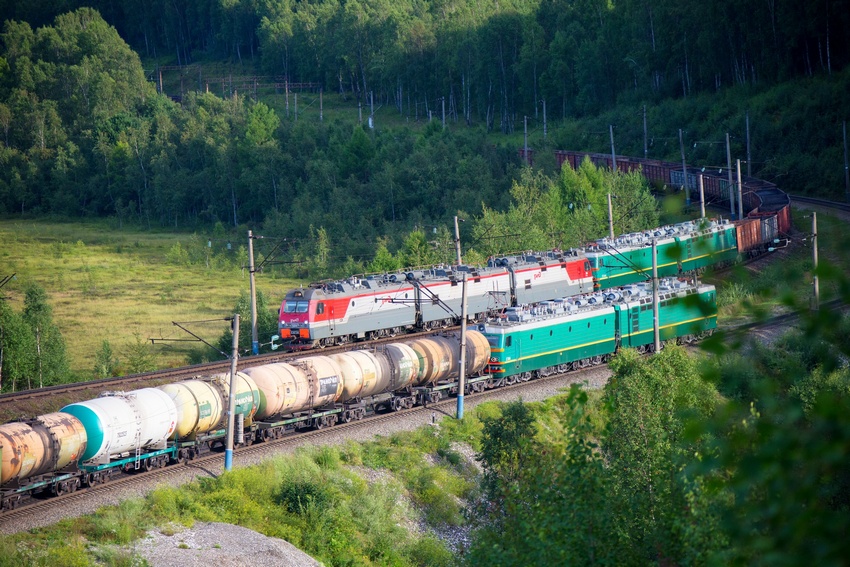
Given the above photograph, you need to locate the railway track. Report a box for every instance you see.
[789,194,850,213]
[0,328,455,414]
[4,297,843,527]
[0,363,603,528]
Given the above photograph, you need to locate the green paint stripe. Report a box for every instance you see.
[597,245,738,283]
[494,314,715,366]
[499,336,615,365]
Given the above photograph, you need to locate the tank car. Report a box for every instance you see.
[160,373,261,459]
[0,413,88,502]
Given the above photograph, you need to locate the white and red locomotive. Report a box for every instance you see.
[277,250,594,348]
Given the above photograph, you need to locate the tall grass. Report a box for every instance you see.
[0,220,300,378]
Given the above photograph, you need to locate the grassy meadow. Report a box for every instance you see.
[0,219,300,378]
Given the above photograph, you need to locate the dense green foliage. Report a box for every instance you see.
[4,0,847,115]
[0,283,68,391]
[465,261,850,565]
[1,3,849,275]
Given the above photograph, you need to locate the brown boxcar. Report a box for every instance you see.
[733,218,763,255]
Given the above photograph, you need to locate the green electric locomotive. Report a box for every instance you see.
[482,279,716,379]
[585,219,738,289]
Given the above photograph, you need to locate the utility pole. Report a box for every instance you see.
[224,314,240,472]
[737,158,744,220]
[457,272,468,420]
[643,105,648,159]
[248,230,259,355]
[454,216,463,265]
[610,124,617,173]
[679,128,689,206]
[652,240,660,353]
[726,132,735,218]
[812,212,819,311]
[607,193,615,240]
[698,174,706,218]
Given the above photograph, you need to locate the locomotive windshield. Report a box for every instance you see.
[283,301,309,314]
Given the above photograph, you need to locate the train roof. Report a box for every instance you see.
[482,279,714,331]
[585,218,734,254]
[286,249,588,300]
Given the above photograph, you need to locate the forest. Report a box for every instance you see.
[1,1,849,272]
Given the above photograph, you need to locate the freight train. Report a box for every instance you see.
[278,151,788,348]
[1,278,716,512]
[0,331,491,511]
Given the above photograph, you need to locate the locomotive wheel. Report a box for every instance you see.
[54,484,65,497]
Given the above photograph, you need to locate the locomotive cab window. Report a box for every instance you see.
[284,301,309,314]
[506,336,513,347]
[316,302,325,315]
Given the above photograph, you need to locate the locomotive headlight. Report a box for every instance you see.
[490,356,498,362]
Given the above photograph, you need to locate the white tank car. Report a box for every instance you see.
[61,388,178,464]
[0,413,87,484]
